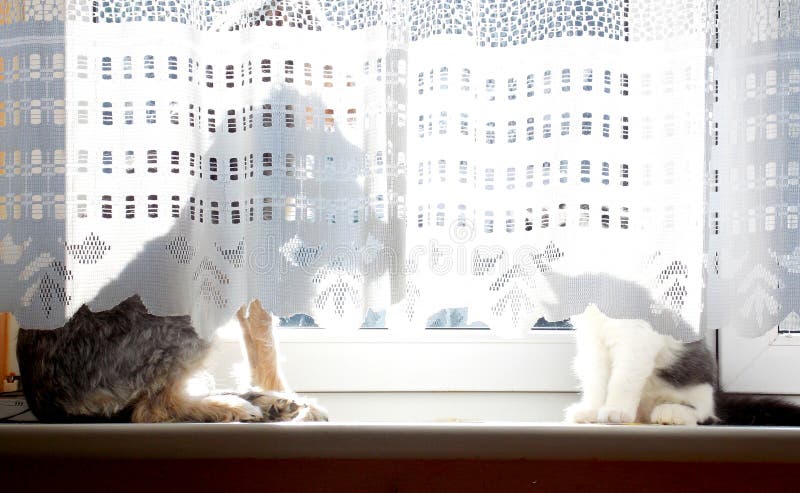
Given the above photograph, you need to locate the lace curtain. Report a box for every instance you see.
[0,0,722,341]
[707,0,800,337]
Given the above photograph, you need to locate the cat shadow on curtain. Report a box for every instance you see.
[15,82,400,421]
[536,271,700,341]
[84,83,400,337]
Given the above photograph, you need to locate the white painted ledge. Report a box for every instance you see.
[3,422,800,462]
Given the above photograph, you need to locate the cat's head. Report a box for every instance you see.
[570,303,607,330]
[67,294,148,326]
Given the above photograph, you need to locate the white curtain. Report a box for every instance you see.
[1,0,718,341]
[404,0,709,340]
[707,0,800,337]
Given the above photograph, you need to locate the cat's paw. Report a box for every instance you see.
[649,403,698,426]
[202,395,264,422]
[597,406,636,424]
[241,391,329,422]
[235,400,265,422]
[564,403,600,423]
[300,402,329,422]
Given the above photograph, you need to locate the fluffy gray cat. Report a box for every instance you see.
[16,295,326,423]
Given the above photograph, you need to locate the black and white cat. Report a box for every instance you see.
[566,304,800,426]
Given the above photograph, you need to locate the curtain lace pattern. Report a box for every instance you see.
[707,0,800,337]
[0,0,720,341]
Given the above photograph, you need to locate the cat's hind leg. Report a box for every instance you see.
[131,384,262,423]
[649,403,699,426]
[649,383,716,426]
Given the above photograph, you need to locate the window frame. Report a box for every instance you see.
[718,326,800,394]
[276,329,578,392]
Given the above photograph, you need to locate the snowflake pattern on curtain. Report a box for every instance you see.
[1,0,712,340]
[707,0,800,336]
[0,0,67,328]
[404,0,710,339]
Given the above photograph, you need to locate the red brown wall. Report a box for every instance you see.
[0,458,785,492]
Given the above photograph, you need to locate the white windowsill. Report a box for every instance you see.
[3,422,800,462]
[10,325,800,464]
[305,391,576,422]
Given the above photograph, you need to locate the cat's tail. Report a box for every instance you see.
[714,393,800,426]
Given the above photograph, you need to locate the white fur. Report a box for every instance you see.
[565,304,715,425]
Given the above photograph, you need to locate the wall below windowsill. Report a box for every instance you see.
[3,420,800,463]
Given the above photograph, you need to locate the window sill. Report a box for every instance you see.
[3,421,800,462]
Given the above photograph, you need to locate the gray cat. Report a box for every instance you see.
[16,295,326,423]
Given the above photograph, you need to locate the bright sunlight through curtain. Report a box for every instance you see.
[3,0,782,342]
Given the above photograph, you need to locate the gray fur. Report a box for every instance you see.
[656,341,717,387]
[17,295,208,422]
[16,295,328,423]
[654,340,800,426]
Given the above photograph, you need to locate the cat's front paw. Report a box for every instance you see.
[241,391,329,422]
[564,403,600,423]
[299,401,329,422]
[597,406,636,424]
[650,403,698,426]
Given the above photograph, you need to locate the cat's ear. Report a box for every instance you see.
[73,304,93,318]
[117,294,148,314]
[65,304,94,327]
